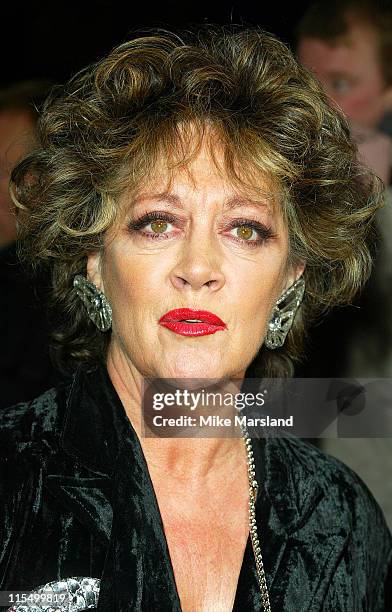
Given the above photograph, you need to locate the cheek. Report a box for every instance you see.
[340,84,385,122]
[103,247,168,327]
[229,259,284,327]
[102,252,139,315]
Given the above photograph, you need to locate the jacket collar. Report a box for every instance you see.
[59,363,127,476]
[57,364,183,609]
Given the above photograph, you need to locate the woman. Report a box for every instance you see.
[1,27,391,611]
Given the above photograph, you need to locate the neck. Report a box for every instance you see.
[106,349,246,485]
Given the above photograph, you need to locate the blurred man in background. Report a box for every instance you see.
[298,0,392,182]
[0,81,56,408]
[296,0,392,529]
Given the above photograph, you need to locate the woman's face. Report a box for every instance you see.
[88,142,303,381]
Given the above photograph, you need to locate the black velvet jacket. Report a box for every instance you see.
[1,364,392,611]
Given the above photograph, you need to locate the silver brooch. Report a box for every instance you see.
[8,577,100,612]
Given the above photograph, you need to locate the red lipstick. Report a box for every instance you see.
[158,308,227,336]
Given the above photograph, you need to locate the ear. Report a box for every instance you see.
[382,86,392,115]
[86,251,104,291]
[285,259,306,292]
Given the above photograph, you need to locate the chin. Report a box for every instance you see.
[158,351,228,382]
[158,353,249,389]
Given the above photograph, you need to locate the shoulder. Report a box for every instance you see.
[0,381,71,459]
[0,383,72,532]
[258,432,392,549]
[275,435,392,578]
[279,434,389,521]
[265,435,392,607]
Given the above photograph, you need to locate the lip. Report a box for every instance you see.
[158,308,227,337]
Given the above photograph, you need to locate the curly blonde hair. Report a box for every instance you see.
[11,26,382,376]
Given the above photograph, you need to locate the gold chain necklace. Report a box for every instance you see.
[240,422,272,612]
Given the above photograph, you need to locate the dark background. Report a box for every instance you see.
[2,1,311,87]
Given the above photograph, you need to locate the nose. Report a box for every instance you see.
[170,232,225,294]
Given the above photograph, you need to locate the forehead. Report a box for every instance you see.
[126,140,281,215]
[299,22,382,79]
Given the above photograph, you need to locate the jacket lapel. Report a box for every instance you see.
[258,435,349,610]
[97,436,182,611]
[44,366,121,547]
[45,475,113,544]
[44,365,183,610]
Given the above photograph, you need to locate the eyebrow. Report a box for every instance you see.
[327,70,353,78]
[224,195,272,213]
[134,192,273,213]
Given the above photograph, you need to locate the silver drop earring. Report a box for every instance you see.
[265,276,305,349]
[73,275,113,332]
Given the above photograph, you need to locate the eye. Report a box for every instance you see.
[128,211,177,238]
[330,77,351,94]
[146,219,171,234]
[226,219,276,246]
[230,225,259,241]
